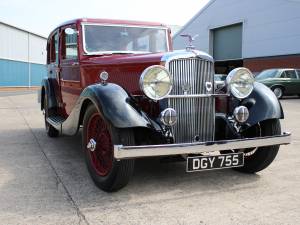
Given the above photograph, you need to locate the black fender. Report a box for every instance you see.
[246,82,284,126]
[40,78,58,110]
[81,83,151,128]
[61,83,152,136]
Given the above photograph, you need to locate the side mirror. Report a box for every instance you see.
[65,28,76,35]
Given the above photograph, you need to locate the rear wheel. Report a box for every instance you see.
[272,87,283,99]
[44,94,59,137]
[83,104,135,192]
[235,119,281,173]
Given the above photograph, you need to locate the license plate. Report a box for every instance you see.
[186,153,244,172]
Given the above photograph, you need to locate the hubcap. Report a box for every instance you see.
[273,88,282,98]
[86,113,113,176]
[87,139,96,152]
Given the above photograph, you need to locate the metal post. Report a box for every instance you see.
[28,32,31,88]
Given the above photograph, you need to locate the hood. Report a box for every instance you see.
[81,49,214,66]
[80,50,214,95]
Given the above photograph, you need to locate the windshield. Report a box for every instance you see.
[83,24,168,54]
[256,69,279,80]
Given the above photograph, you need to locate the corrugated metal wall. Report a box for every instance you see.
[173,0,300,59]
[0,22,47,87]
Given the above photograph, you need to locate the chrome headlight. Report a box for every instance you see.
[139,65,172,100]
[226,67,254,99]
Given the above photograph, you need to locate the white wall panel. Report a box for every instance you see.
[173,0,300,59]
[29,34,47,64]
[0,23,47,64]
[0,23,29,62]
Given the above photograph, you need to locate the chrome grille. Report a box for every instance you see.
[167,58,215,143]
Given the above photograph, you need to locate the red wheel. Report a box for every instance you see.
[83,104,135,192]
[86,112,113,176]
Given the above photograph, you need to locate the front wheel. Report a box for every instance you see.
[235,119,281,173]
[82,104,135,192]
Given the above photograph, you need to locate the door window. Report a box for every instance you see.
[49,32,59,64]
[285,70,297,79]
[296,70,300,78]
[62,27,78,60]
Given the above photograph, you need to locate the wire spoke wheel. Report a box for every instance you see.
[86,113,113,176]
[83,104,135,192]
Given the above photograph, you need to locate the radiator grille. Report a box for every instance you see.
[167,58,215,143]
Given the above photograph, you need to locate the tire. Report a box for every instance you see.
[44,94,59,138]
[272,87,283,99]
[235,119,281,173]
[82,104,135,192]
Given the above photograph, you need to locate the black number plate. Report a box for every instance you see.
[186,153,244,172]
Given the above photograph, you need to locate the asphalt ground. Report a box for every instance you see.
[0,91,299,225]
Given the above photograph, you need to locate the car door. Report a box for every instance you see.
[283,70,298,94]
[296,70,300,95]
[59,25,81,116]
[47,30,62,107]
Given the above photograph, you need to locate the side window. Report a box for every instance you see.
[285,70,297,79]
[49,32,59,64]
[296,70,300,78]
[62,27,78,60]
[280,71,287,78]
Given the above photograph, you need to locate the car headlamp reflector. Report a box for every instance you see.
[140,65,172,100]
[226,68,254,99]
[233,106,249,123]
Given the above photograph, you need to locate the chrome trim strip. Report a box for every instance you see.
[166,94,229,98]
[114,132,291,159]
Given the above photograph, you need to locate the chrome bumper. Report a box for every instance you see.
[114,132,291,160]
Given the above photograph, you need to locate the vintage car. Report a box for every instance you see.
[255,68,300,98]
[40,18,291,192]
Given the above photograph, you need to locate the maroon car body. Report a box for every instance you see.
[40,18,290,192]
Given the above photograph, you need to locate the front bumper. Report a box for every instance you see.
[114,132,291,159]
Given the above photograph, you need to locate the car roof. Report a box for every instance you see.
[49,18,168,37]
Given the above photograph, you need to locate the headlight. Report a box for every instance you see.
[226,67,254,99]
[139,65,172,100]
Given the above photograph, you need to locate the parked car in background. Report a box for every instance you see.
[255,69,300,98]
[39,18,291,192]
[214,74,227,91]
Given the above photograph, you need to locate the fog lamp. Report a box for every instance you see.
[233,106,249,123]
[160,108,177,126]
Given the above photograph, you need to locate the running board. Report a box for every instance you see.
[46,116,66,131]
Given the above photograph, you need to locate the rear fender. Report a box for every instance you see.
[40,78,58,110]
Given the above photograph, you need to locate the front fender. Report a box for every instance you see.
[247,82,284,126]
[61,83,152,136]
[81,83,151,128]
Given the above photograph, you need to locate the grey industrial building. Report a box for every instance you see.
[0,21,47,87]
[173,0,300,74]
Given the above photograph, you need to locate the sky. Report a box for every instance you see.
[0,0,210,37]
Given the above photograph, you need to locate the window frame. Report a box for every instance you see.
[81,23,170,55]
[60,25,79,62]
[47,30,59,64]
[284,70,297,79]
